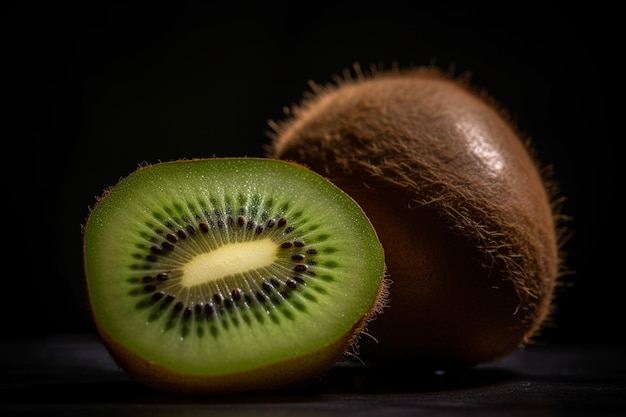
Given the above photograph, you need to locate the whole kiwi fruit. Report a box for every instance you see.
[82,158,386,394]
[267,66,566,369]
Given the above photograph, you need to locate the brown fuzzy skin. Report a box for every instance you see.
[267,67,565,369]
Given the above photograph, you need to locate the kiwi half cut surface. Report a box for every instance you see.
[82,158,386,395]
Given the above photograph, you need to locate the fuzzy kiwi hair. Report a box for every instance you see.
[267,64,569,368]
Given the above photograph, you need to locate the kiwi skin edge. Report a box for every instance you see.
[267,66,568,369]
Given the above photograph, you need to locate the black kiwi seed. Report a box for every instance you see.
[262,281,273,293]
[163,294,176,305]
[204,302,214,316]
[194,303,204,314]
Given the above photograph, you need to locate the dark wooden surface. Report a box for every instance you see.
[1,334,624,416]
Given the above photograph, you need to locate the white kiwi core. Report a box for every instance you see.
[180,238,278,287]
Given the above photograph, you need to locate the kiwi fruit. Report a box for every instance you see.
[267,66,566,368]
[82,157,386,394]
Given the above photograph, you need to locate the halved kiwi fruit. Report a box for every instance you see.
[82,158,386,394]
[267,66,567,368]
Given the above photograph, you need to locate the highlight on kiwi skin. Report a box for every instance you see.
[267,64,569,369]
[82,158,386,395]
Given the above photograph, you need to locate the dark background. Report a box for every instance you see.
[2,3,618,345]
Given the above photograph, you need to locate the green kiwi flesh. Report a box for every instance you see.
[268,67,565,368]
[82,158,386,394]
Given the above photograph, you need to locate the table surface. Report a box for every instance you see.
[1,334,624,416]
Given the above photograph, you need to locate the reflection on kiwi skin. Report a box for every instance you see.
[268,66,566,369]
